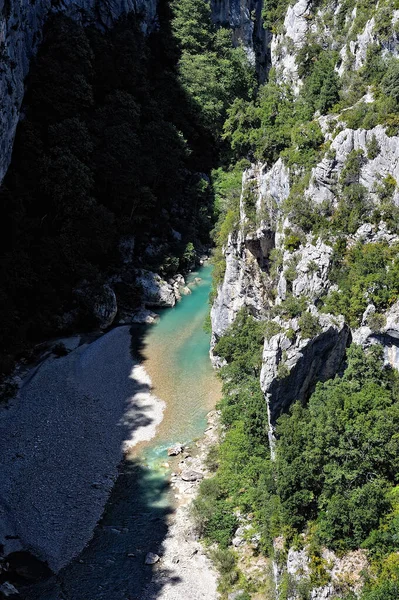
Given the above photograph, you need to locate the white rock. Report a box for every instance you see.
[136,270,177,307]
[167,443,184,457]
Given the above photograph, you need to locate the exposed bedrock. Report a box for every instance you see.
[261,314,351,424]
[211,0,270,80]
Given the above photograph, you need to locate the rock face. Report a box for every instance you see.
[209,1,399,599]
[211,228,268,346]
[211,162,290,353]
[284,545,368,600]
[211,0,270,80]
[271,0,311,92]
[0,0,158,186]
[261,312,350,424]
[136,270,180,308]
[306,125,399,207]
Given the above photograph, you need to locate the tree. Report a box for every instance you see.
[381,59,399,102]
[171,0,214,53]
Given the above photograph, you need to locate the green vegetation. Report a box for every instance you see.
[297,311,322,339]
[173,0,256,136]
[366,134,380,159]
[276,345,399,549]
[202,318,399,594]
[273,343,399,598]
[323,241,399,327]
[203,1,399,598]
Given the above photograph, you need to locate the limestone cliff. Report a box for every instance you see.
[212,0,399,428]
[210,1,399,597]
[211,0,270,79]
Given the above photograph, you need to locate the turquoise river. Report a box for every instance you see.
[35,263,221,600]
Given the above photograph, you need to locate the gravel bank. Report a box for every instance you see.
[0,326,165,572]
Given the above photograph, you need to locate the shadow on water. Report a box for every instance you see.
[23,463,177,600]
[13,324,179,600]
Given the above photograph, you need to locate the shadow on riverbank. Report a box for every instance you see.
[23,452,178,600]
[3,323,177,600]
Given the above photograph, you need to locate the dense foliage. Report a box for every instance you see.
[204,329,399,594]
[276,345,399,551]
[172,0,256,137]
[323,241,399,327]
[204,0,399,597]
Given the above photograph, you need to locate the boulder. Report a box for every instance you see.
[136,270,177,307]
[75,283,117,329]
[93,285,118,329]
[129,308,160,325]
[0,583,19,598]
[180,470,204,482]
[167,443,184,456]
[228,591,246,600]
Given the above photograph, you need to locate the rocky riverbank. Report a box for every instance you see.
[141,410,220,600]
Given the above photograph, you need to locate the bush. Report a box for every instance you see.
[381,59,399,102]
[322,241,399,327]
[275,294,308,319]
[284,232,302,252]
[366,134,381,160]
[298,311,322,339]
[264,320,283,341]
[368,312,386,332]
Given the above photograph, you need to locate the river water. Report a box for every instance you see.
[140,264,220,467]
[36,264,220,600]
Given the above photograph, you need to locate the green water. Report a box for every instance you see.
[27,264,220,600]
[139,264,220,469]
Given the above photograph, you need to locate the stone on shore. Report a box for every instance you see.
[0,583,20,598]
[181,469,204,482]
[167,443,184,456]
[130,308,160,325]
[145,552,160,565]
